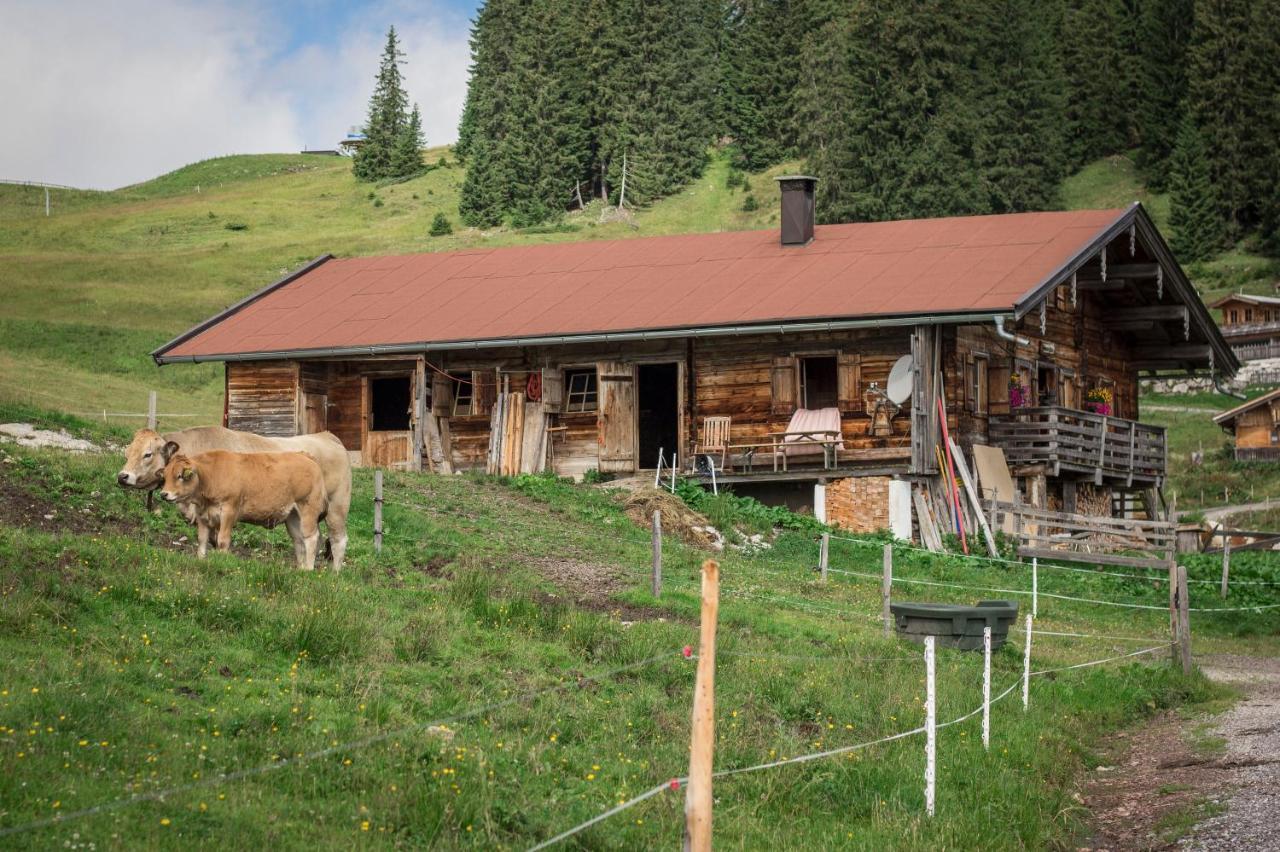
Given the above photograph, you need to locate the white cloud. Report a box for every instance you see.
[0,1,472,189]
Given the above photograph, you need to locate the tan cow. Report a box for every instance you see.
[118,427,351,569]
[160,449,327,570]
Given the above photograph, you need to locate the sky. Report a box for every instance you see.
[0,0,482,189]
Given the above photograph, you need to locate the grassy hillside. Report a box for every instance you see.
[0,148,782,425]
[2,403,1276,848]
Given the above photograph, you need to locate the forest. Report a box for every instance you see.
[456,0,1280,262]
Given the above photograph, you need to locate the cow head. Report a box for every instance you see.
[159,453,200,504]
[118,430,179,489]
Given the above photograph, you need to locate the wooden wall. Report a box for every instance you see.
[1235,407,1277,449]
[226,362,298,437]
[951,283,1141,451]
[691,329,914,453]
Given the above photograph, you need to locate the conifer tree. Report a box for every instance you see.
[1168,114,1225,261]
[1058,0,1129,168]
[1133,0,1194,189]
[354,27,424,182]
[1186,0,1280,241]
[974,0,1067,212]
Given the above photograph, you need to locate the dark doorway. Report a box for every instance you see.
[800,355,838,409]
[637,363,679,469]
[370,376,411,431]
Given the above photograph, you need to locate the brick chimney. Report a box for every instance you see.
[774,175,817,246]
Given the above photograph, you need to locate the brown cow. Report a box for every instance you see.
[160,449,327,570]
[119,427,351,569]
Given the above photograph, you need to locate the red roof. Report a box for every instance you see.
[157,208,1130,361]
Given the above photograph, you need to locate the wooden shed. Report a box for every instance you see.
[155,188,1235,544]
[1213,388,1280,462]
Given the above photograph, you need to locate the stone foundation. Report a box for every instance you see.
[825,475,891,533]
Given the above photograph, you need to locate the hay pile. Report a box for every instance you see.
[624,488,720,548]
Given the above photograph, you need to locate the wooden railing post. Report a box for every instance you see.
[1177,564,1192,675]
[147,390,157,431]
[684,560,720,852]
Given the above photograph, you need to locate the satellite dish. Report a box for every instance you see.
[887,355,914,405]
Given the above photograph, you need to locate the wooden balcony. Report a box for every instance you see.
[988,406,1166,487]
[1234,446,1280,463]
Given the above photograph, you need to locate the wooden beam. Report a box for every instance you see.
[1131,344,1211,361]
[1104,305,1188,322]
[1077,262,1160,282]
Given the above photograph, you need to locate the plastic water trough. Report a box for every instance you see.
[889,600,1020,651]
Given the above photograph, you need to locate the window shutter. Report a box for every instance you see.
[541,367,564,413]
[965,355,976,413]
[837,352,862,413]
[472,370,497,417]
[989,363,1011,415]
[431,371,452,417]
[771,355,797,415]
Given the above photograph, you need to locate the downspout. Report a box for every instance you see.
[1214,373,1246,400]
[993,316,1030,346]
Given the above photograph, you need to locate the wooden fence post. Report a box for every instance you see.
[819,533,829,581]
[1177,564,1192,676]
[1220,539,1230,599]
[924,635,936,818]
[374,470,384,554]
[882,543,893,638]
[147,391,157,431]
[684,559,720,852]
[1168,558,1179,668]
[652,511,663,598]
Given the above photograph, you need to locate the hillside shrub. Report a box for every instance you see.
[673,478,825,536]
[741,194,758,212]
[429,212,453,236]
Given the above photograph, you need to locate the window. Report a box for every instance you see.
[798,355,838,409]
[565,368,598,412]
[1229,310,1238,324]
[370,376,411,431]
[451,377,474,417]
[1246,308,1254,322]
[1036,363,1059,406]
[968,355,989,415]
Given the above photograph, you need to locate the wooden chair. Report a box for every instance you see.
[695,416,731,471]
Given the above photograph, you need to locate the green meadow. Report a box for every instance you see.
[0,405,1275,849]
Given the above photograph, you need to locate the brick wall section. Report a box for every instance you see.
[825,475,891,533]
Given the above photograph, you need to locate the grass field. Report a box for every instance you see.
[1,404,1277,848]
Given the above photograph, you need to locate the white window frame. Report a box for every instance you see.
[564,367,599,413]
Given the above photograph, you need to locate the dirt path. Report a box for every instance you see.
[1179,656,1280,851]
[1082,655,1280,851]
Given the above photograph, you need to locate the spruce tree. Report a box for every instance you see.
[1133,0,1194,189]
[1058,0,1130,169]
[354,27,424,182]
[974,0,1067,212]
[1168,115,1225,261]
[391,103,425,178]
[1186,0,1280,241]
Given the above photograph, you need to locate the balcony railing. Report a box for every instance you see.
[1234,446,1280,463]
[988,406,1166,486]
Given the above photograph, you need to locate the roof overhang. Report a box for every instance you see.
[1010,203,1238,376]
[154,309,1010,365]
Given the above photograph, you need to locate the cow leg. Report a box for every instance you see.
[196,520,210,559]
[216,512,235,553]
[301,511,320,571]
[285,511,309,570]
[324,501,349,572]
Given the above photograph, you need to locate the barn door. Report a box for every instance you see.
[300,392,327,434]
[597,362,636,473]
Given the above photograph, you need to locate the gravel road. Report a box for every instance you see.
[1180,655,1280,851]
